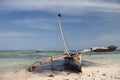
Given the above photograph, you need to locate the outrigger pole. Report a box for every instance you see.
[57,14,70,57]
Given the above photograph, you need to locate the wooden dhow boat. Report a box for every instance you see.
[91,45,117,52]
[28,14,117,73]
[28,14,84,72]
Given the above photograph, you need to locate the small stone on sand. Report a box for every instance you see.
[97,71,99,73]
[48,74,54,77]
[88,75,90,77]
[102,74,106,76]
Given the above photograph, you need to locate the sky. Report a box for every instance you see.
[0,0,120,50]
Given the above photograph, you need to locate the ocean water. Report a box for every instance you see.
[0,50,120,74]
[0,50,61,73]
[83,50,120,63]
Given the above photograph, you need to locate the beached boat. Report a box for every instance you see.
[91,45,117,52]
[64,52,82,72]
[28,52,83,72]
[57,13,83,72]
[28,14,83,72]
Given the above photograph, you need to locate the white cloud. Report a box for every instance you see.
[0,32,39,37]
[9,18,57,30]
[0,0,120,14]
[96,33,120,42]
[70,31,120,49]
[86,33,120,48]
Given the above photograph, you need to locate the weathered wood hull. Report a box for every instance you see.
[93,48,116,52]
[92,45,117,52]
[28,53,82,72]
[64,53,82,72]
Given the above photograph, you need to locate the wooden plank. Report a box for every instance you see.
[28,54,67,72]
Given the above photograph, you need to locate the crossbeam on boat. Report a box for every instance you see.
[28,54,67,72]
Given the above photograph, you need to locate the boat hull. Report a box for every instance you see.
[64,54,82,72]
[92,45,117,52]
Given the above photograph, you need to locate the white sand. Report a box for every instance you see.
[0,61,120,80]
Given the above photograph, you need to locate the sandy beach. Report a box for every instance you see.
[0,58,120,80]
[0,0,120,79]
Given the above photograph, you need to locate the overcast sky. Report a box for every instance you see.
[0,0,120,50]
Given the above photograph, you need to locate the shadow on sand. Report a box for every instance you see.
[33,59,99,74]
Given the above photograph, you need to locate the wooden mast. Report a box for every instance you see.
[57,14,70,57]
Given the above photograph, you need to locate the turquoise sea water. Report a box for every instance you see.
[0,50,120,74]
[0,50,61,73]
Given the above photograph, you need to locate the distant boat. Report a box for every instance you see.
[91,45,117,52]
